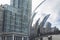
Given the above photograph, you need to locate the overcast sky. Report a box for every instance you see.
[0,0,60,29]
[0,0,10,5]
[32,0,60,29]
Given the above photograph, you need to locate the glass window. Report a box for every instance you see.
[14,27,22,32]
[7,36,12,40]
[15,36,22,40]
[22,27,28,34]
[6,24,10,29]
[18,0,20,8]
[13,0,15,7]
[10,20,15,25]
[15,28,20,32]
[23,16,28,23]
[24,37,27,40]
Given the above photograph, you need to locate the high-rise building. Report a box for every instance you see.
[0,0,32,40]
[0,5,4,33]
[45,22,51,33]
[10,0,32,9]
[0,5,4,40]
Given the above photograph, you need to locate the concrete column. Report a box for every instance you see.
[2,36,7,40]
[12,34,14,40]
[5,36,7,40]
[22,37,24,40]
[0,36,2,40]
[2,36,5,40]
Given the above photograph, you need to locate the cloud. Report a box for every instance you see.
[0,0,10,5]
[53,0,60,29]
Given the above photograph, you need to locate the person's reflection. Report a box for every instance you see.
[48,36,52,40]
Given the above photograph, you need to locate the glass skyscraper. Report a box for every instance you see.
[0,0,32,40]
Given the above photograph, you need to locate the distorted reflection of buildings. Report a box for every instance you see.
[45,22,51,33]
[30,16,59,36]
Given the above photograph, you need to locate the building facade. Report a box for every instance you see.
[0,0,32,40]
[0,5,4,33]
[45,22,51,33]
[0,5,4,40]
